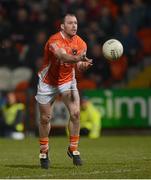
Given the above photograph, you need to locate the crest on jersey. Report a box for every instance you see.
[72,49,77,55]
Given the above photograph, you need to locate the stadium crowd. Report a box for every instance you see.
[0,0,150,89]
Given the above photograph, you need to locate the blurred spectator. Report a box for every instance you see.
[87,43,111,87]
[115,2,137,32]
[80,96,101,139]
[145,4,151,28]
[98,6,114,37]
[67,0,86,13]
[75,8,87,38]
[0,38,19,68]
[12,8,31,43]
[29,2,49,33]
[109,55,128,81]
[45,0,63,32]
[0,14,12,41]
[12,0,30,12]
[0,91,25,139]
[131,0,147,30]
[116,24,142,66]
[26,30,47,71]
[86,0,101,21]
[88,21,104,43]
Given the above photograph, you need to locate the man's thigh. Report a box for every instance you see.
[61,90,80,113]
[38,103,52,116]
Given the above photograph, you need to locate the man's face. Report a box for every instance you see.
[63,15,78,37]
[7,92,16,104]
[80,99,88,110]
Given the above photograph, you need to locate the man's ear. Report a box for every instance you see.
[61,24,64,30]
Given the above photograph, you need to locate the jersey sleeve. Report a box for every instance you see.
[48,38,64,54]
[77,38,87,55]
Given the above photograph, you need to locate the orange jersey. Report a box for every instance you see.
[38,31,87,86]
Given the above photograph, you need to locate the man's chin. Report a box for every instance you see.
[70,31,77,36]
[66,32,77,38]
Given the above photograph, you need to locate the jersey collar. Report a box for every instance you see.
[60,31,75,42]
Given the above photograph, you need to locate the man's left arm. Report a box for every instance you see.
[76,42,93,71]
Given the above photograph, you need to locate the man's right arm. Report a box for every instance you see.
[49,41,92,64]
[54,48,86,64]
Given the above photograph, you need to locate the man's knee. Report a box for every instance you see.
[40,114,51,125]
[70,110,80,121]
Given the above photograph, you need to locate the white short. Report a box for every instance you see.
[35,79,77,104]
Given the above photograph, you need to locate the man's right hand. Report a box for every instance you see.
[78,52,93,65]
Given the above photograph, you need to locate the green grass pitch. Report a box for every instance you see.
[0,136,151,179]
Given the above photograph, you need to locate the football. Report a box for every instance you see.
[102,39,123,60]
